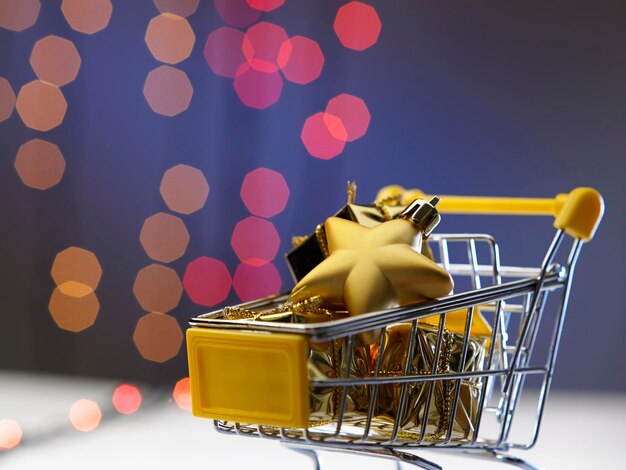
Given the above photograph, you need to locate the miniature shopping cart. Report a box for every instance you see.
[186,187,604,470]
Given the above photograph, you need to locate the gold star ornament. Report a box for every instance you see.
[290,198,454,343]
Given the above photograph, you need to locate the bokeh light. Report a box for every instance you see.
[133,313,183,363]
[183,257,231,307]
[30,35,81,87]
[301,112,347,160]
[204,27,246,78]
[61,0,112,35]
[246,0,285,12]
[133,264,182,313]
[15,139,66,190]
[153,0,199,17]
[334,1,381,51]
[0,77,16,122]
[240,167,289,218]
[140,212,189,263]
[0,0,40,32]
[143,65,193,117]
[0,419,22,450]
[145,13,195,65]
[231,216,280,266]
[51,247,102,295]
[16,80,67,131]
[233,262,282,302]
[69,399,102,432]
[326,93,370,142]
[278,36,324,85]
[242,22,289,73]
[112,384,142,415]
[49,288,100,332]
[214,0,260,28]
[173,377,191,411]
[160,164,209,214]
[234,63,283,109]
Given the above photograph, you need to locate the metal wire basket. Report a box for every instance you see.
[186,187,604,470]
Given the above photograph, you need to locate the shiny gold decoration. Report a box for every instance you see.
[291,217,453,343]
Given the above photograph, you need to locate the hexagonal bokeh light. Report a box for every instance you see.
[69,399,102,432]
[240,167,289,218]
[0,0,40,32]
[153,0,199,17]
[204,27,247,78]
[49,288,100,332]
[145,13,195,65]
[334,1,381,51]
[133,313,183,363]
[160,164,209,214]
[140,212,189,263]
[15,139,66,190]
[112,384,142,415]
[301,112,347,160]
[214,0,260,28]
[16,80,67,131]
[51,246,102,295]
[0,419,22,450]
[30,35,81,87]
[62,0,112,35]
[183,256,231,307]
[233,262,282,302]
[278,36,324,85]
[143,65,193,117]
[234,63,283,109]
[246,0,285,12]
[133,264,183,313]
[173,377,191,411]
[242,22,289,73]
[0,78,16,122]
[231,217,280,266]
[326,93,371,142]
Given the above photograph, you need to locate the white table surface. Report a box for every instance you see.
[1,371,624,469]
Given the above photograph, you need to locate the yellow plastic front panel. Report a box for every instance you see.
[187,327,309,428]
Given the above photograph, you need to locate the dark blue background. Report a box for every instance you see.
[0,1,624,390]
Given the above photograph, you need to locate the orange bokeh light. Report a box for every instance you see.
[246,0,285,12]
[16,80,67,131]
[153,0,199,17]
[62,0,112,35]
[140,212,189,263]
[112,384,142,415]
[204,26,247,78]
[145,13,195,65]
[326,93,371,142]
[51,246,102,295]
[160,164,209,215]
[334,1,381,51]
[242,22,290,73]
[133,313,183,363]
[278,36,324,85]
[15,139,66,190]
[49,288,100,332]
[143,65,193,117]
[301,112,347,160]
[0,77,16,123]
[0,0,40,32]
[173,377,191,411]
[0,419,22,450]
[133,264,182,313]
[69,399,102,432]
[30,35,81,87]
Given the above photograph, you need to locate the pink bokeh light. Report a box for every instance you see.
[240,167,289,218]
[233,63,283,109]
[183,257,232,307]
[278,36,324,85]
[231,216,280,266]
[334,1,381,51]
[112,384,142,415]
[301,112,347,160]
[204,27,247,78]
[246,0,285,13]
[214,0,260,28]
[326,93,370,142]
[242,22,290,73]
[233,262,282,302]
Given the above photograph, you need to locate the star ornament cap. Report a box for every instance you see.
[290,211,454,344]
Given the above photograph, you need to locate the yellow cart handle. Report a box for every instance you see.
[377,186,604,242]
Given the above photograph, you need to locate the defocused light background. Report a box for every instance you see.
[0,0,624,465]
